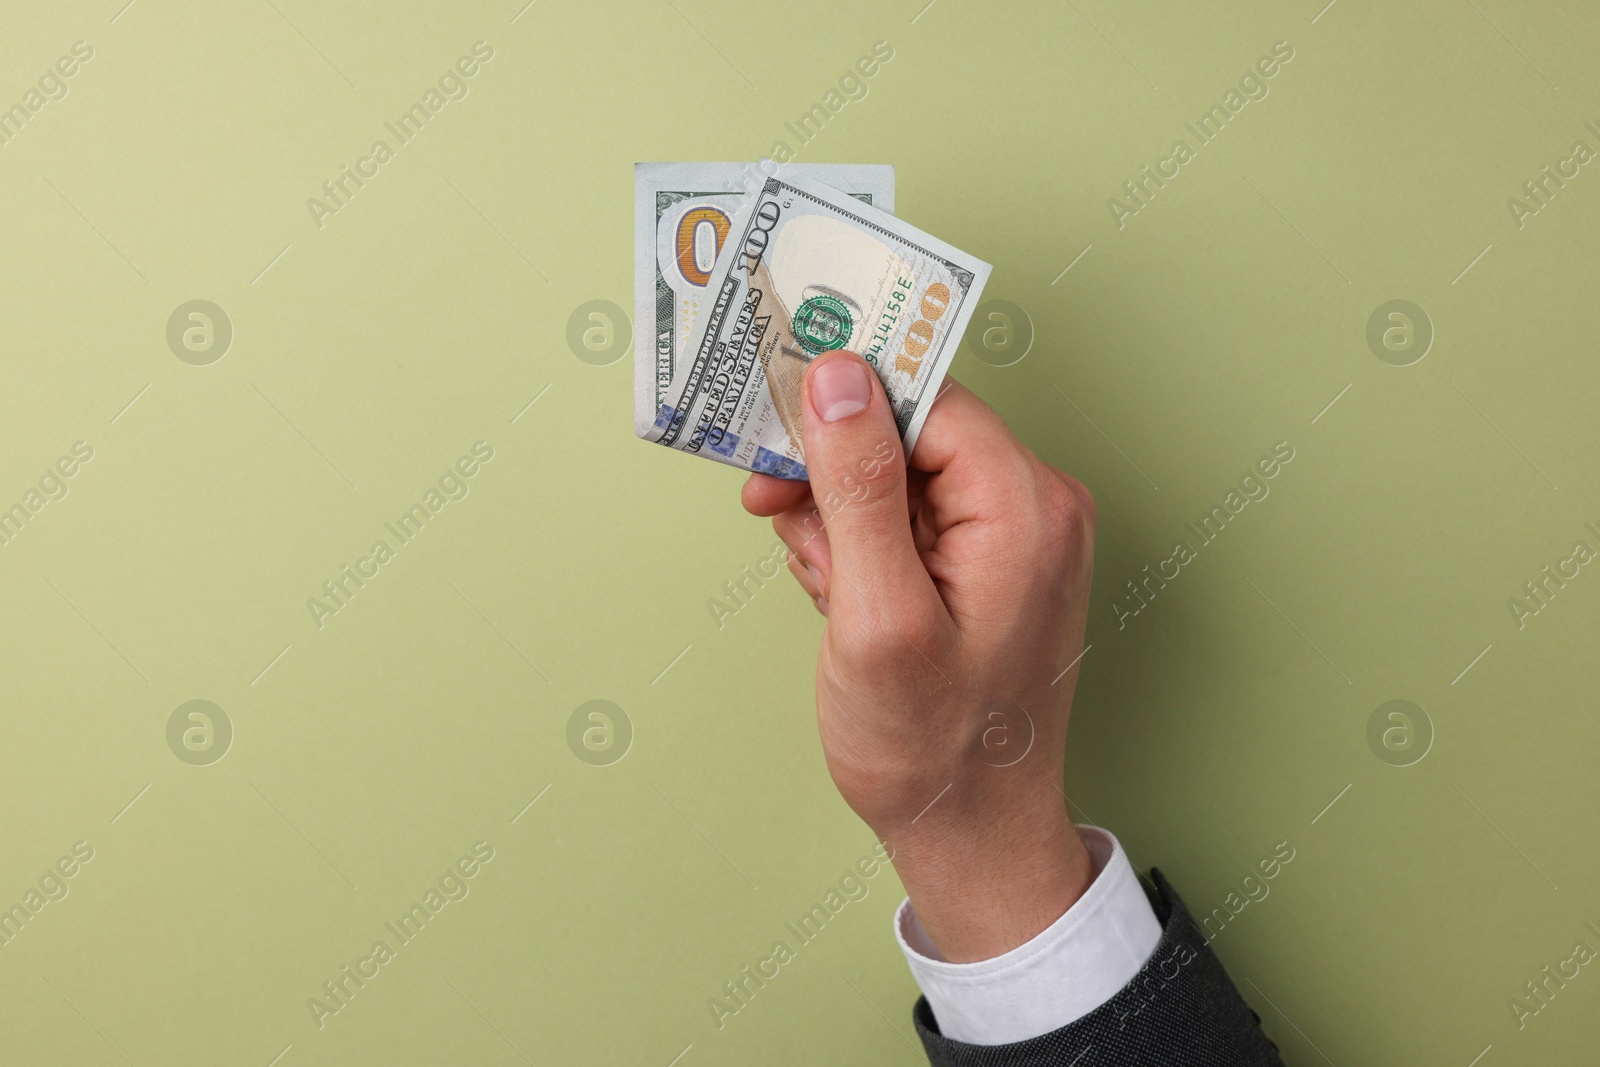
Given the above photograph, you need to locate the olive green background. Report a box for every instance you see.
[2,0,1597,1063]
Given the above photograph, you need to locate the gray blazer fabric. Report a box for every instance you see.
[912,870,1285,1067]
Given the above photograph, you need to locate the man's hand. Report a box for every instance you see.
[742,351,1100,963]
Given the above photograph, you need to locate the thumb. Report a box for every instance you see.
[801,351,941,625]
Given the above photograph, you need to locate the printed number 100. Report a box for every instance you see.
[894,282,952,378]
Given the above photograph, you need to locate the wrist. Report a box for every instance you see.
[886,798,1094,963]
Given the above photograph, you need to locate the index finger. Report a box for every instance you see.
[909,377,1033,482]
[741,472,811,517]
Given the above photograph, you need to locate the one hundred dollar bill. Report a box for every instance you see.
[641,168,990,480]
[633,162,895,440]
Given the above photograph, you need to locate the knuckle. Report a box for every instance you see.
[880,601,944,652]
[1076,483,1097,528]
[1032,470,1090,561]
[820,442,903,518]
[845,625,900,669]
[1059,486,1094,538]
[1055,470,1096,528]
[841,602,943,667]
[774,507,826,551]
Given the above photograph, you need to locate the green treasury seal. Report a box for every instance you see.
[792,294,853,355]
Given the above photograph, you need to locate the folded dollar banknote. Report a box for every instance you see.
[634,162,990,480]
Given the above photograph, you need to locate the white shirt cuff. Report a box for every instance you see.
[892,825,1161,1045]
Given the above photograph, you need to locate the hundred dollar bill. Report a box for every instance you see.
[642,168,990,480]
[634,162,895,439]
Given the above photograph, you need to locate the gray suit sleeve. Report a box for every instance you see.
[911,870,1285,1067]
